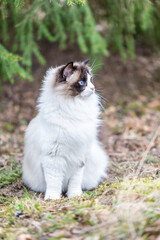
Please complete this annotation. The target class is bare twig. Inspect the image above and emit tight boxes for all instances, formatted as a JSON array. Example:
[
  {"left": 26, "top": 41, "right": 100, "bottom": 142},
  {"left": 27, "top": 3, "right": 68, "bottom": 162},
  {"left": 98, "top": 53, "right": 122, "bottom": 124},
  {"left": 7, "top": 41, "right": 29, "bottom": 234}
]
[{"left": 135, "top": 124, "right": 160, "bottom": 178}]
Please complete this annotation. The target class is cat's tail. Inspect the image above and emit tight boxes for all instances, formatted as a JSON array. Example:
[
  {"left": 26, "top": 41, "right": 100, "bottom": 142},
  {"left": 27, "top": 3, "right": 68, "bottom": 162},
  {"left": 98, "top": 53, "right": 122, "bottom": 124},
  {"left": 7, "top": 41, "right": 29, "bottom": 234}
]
[{"left": 82, "top": 140, "right": 109, "bottom": 190}]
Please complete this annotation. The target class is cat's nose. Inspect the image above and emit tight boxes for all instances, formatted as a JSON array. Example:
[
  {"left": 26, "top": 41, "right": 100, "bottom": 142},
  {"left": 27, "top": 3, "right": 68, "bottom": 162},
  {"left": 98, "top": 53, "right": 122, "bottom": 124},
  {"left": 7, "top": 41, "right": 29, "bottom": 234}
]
[{"left": 91, "top": 87, "right": 95, "bottom": 91}]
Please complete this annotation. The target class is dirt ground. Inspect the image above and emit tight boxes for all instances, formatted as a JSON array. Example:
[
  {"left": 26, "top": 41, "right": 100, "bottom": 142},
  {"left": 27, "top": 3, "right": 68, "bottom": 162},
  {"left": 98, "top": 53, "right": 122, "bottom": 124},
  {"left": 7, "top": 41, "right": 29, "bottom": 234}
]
[{"left": 0, "top": 46, "right": 160, "bottom": 240}]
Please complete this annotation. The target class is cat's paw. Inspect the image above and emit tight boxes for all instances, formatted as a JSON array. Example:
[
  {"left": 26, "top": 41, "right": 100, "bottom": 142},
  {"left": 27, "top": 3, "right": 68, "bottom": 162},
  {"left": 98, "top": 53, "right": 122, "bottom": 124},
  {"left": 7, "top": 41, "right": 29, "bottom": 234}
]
[
  {"left": 44, "top": 191, "right": 61, "bottom": 200},
  {"left": 67, "top": 190, "right": 83, "bottom": 199}
]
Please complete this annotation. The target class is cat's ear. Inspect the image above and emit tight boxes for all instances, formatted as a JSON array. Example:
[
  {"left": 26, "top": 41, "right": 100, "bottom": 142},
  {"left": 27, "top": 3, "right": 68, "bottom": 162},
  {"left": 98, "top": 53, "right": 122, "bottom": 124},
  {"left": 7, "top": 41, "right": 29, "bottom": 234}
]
[
  {"left": 83, "top": 59, "right": 90, "bottom": 65},
  {"left": 63, "top": 62, "right": 74, "bottom": 79}
]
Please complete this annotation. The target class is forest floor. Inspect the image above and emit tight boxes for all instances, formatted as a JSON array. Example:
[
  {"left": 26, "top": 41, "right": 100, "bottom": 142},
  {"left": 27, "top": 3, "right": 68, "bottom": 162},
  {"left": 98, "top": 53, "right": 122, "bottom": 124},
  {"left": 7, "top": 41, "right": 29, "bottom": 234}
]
[{"left": 0, "top": 51, "right": 160, "bottom": 240}]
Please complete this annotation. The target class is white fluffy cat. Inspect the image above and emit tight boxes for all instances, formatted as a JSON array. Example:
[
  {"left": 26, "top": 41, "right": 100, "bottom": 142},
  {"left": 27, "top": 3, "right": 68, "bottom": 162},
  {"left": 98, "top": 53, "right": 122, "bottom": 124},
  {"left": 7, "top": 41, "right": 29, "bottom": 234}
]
[{"left": 23, "top": 60, "right": 109, "bottom": 200}]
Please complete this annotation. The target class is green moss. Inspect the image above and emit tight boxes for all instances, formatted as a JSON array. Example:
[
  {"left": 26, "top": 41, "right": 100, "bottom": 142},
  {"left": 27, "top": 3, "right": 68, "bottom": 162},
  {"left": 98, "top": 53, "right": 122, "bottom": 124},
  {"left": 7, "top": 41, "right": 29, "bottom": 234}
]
[
  {"left": 109, "top": 177, "right": 160, "bottom": 196},
  {"left": 0, "top": 158, "right": 22, "bottom": 187},
  {"left": 3, "top": 123, "right": 14, "bottom": 132}
]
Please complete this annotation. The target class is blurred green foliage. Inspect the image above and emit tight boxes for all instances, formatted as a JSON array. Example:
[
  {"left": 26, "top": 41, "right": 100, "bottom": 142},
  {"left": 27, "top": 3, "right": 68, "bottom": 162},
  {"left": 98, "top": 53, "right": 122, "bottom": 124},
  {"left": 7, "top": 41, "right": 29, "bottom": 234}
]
[{"left": 0, "top": 0, "right": 160, "bottom": 86}]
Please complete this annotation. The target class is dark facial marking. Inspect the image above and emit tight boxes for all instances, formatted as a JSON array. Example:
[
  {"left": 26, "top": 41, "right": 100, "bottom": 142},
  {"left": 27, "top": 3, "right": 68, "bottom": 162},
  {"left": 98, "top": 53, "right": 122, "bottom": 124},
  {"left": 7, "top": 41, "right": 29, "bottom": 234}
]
[
  {"left": 58, "top": 62, "right": 77, "bottom": 82},
  {"left": 63, "top": 62, "right": 73, "bottom": 78},
  {"left": 73, "top": 78, "right": 87, "bottom": 94},
  {"left": 71, "top": 66, "right": 89, "bottom": 94}
]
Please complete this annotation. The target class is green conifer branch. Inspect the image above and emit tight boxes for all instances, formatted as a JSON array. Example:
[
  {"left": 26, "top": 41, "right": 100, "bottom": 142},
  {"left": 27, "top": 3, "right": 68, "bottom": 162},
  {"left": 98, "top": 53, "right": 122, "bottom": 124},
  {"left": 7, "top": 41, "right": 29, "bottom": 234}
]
[
  {"left": 0, "top": 44, "right": 32, "bottom": 87},
  {"left": 0, "top": 0, "right": 160, "bottom": 87}
]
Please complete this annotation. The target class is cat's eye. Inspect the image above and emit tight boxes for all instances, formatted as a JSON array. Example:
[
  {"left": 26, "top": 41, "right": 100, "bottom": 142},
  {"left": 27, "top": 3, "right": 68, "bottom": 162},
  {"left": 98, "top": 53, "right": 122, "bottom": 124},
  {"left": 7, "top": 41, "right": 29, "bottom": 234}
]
[{"left": 79, "top": 80, "right": 84, "bottom": 86}]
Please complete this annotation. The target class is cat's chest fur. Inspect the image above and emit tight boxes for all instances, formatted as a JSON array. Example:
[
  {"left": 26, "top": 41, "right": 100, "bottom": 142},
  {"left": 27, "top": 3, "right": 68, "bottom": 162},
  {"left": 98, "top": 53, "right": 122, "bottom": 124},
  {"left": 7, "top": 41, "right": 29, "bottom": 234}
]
[{"left": 38, "top": 94, "right": 100, "bottom": 162}]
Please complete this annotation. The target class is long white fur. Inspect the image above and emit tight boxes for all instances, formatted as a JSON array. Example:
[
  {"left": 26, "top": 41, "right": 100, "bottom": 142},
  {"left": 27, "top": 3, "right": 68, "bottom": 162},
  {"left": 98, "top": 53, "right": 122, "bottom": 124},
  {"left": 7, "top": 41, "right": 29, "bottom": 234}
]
[{"left": 23, "top": 67, "right": 109, "bottom": 200}]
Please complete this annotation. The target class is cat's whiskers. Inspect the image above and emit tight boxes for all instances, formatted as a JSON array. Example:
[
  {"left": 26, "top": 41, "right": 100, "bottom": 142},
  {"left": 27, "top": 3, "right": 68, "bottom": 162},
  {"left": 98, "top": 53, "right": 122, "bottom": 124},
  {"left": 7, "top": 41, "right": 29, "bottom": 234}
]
[
  {"left": 96, "top": 89, "right": 109, "bottom": 103},
  {"left": 91, "top": 63, "right": 103, "bottom": 72}
]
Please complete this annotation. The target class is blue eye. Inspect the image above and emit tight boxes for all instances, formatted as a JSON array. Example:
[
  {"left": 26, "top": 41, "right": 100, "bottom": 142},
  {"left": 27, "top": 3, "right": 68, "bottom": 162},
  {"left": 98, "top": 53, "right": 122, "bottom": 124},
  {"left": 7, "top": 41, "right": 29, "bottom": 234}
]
[{"left": 79, "top": 80, "right": 84, "bottom": 86}]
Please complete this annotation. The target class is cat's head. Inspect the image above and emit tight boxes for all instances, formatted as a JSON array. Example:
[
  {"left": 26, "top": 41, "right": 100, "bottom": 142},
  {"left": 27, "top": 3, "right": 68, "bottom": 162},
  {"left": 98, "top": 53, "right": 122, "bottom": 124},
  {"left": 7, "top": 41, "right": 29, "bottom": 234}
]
[{"left": 54, "top": 60, "right": 95, "bottom": 98}]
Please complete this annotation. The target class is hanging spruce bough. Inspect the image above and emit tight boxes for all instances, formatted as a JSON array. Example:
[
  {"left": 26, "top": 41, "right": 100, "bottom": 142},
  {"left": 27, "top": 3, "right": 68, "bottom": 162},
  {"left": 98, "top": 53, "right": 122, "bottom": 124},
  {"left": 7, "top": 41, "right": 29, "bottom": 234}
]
[
  {"left": 0, "top": 44, "right": 32, "bottom": 85},
  {"left": 0, "top": 0, "right": 160, "bottom": 87},
  {"left": 0, "top": 0, "right": 106, "bottom": 86}
]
